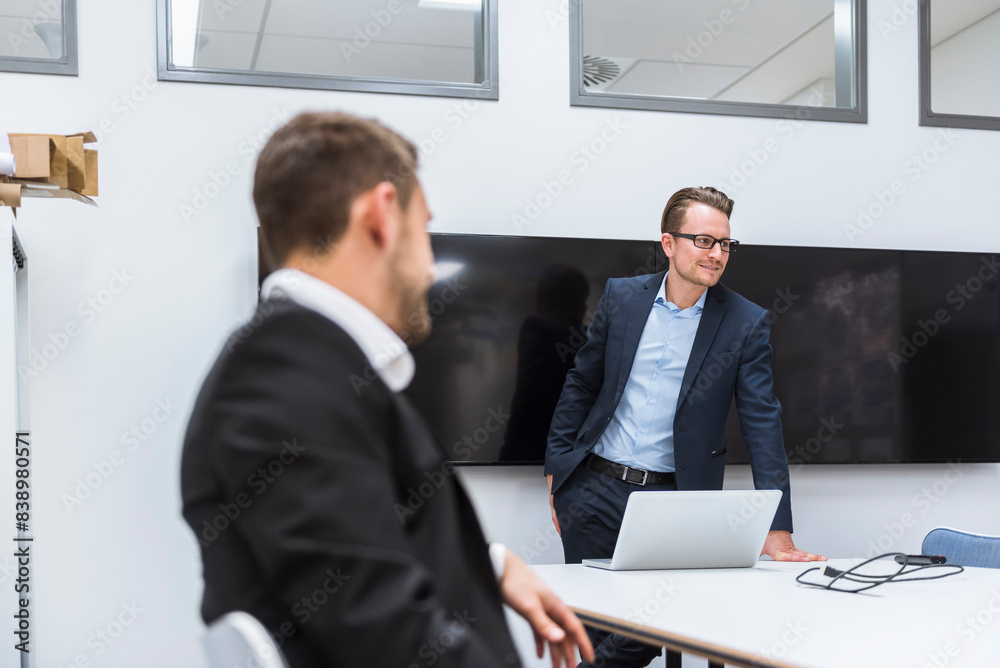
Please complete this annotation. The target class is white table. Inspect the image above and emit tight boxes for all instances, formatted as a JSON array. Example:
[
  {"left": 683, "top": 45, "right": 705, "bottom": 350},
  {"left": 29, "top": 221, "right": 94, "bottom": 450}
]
[{"left": 533, "top": 559, "right": 1000, "bottom": 667}]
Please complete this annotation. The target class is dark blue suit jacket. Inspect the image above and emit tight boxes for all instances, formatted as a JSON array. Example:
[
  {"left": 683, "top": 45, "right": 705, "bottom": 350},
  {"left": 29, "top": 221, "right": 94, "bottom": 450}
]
[{"left": 545, "top": 270, "right": 793, "bottom": 532}]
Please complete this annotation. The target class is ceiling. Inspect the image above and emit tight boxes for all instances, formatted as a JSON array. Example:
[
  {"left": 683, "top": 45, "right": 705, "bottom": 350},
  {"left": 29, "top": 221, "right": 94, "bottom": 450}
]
[
  {"left": 0, "top": 0, "right": 64, "bottom": 59},
  {"left": 6, "top": 0, "right": 994, "bottom": 99},
  {"left": 582, "top": 0, "right": 839, "bottom": 105},
  {"left": 172, "top": 0, "right": 478, "bottom": 83},
  {"left": 930, "top": 2, "right": 1000, "bottom": 116},
  {"left": 931, "top": 0, "right": 1000, "bottom": 45}
]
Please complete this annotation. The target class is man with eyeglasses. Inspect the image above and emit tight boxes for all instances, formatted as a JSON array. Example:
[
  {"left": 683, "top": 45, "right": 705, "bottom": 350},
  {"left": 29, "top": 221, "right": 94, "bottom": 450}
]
[{"left": 544, "top": 186, "right": 824, "bottom": 668}]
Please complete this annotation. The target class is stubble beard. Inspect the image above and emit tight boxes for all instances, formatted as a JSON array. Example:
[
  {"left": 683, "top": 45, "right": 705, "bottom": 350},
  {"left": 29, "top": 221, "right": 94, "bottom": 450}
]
[
  {"left": 400, "top": 290, "right": 432, "bottom": 346},
  {"left": 677, "top": 259, "right": 724, "bottom": 289},
  {"left": 388, "top": 256, "right": 432, "bottom": 346}
]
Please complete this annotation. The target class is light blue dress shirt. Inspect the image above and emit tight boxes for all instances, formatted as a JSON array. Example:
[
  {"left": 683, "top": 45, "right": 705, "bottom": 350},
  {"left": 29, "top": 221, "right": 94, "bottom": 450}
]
[{"left": 592, "top": 273, "right": 707, "bottom": 472}]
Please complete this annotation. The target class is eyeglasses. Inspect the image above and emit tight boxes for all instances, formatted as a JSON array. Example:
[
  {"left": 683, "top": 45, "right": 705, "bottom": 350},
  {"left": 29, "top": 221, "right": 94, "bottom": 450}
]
[{"left": 671, "top": 233, "right": 740, "bottom": 253}]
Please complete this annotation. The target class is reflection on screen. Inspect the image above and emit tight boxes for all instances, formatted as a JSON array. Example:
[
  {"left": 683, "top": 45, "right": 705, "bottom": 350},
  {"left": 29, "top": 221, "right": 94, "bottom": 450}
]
[{"left": 407, "top": 236, "right": 1000, "bottom": 465}]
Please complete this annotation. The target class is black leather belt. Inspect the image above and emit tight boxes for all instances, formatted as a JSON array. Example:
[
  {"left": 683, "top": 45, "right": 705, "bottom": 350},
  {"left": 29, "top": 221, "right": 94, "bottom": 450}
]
[{"left": 587, "top": 454, "right": 676, "bottom": 486}]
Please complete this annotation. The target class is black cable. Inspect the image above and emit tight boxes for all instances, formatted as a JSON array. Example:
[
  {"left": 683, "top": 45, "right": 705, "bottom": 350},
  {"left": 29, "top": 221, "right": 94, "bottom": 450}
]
[{"left": 796, "top": 553, "right": 965, "bottom": 593}]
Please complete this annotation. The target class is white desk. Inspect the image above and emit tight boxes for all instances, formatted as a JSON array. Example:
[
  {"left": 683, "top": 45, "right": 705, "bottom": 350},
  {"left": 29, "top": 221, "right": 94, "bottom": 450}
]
[{"left": 533, "top": 559, "right": 1000, "bottom": 667}]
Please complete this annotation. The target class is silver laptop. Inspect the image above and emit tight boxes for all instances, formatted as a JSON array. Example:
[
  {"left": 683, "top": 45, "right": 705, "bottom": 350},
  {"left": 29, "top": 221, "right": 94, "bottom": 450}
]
[{"left": 582, "top": 490, "right": 781, "bottom": 570}]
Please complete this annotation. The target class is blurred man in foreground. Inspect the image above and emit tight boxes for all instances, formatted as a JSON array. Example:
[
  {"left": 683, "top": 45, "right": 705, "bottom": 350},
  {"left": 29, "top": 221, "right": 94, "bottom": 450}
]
[{"left": 181, "top": 112, "right": 593, "bottom": 668}]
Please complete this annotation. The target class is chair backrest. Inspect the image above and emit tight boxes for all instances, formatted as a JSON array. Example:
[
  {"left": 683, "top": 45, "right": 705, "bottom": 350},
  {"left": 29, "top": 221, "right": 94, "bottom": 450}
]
[
  {"left": 922, "top": 527, "right": 1000, "bottom": 569},
  {"left": 203, "top": 611, "right": 289, "bottom": 668}
]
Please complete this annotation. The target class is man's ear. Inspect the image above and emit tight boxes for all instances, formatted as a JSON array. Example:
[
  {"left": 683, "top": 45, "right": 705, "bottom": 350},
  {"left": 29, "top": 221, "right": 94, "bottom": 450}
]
[
  {"left": 660, "top": 232, "right": 674, "bottom": 258},
  {"left": 355, "top": 181, "right": 400, "bottom": 250}
]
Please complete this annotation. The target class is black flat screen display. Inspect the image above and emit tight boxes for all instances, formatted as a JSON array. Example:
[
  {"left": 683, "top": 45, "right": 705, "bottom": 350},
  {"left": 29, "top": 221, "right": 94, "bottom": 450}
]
[
  {"left": 405, "top": 234, "right": 1000, "bottom": 465},
  {"left": 406, "top": 234, "right": 662, "bottom": 464}
]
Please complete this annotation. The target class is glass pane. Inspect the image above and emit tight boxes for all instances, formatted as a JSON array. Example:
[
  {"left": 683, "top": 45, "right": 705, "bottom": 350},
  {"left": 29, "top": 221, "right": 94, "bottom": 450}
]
[
  {"left": 579, "top": 0, "right": 860, "bottom": 111},
  {"left": 929, "top": 0, "right": 1000, "bottom": 117},
  {"left": 0, "top": 0, "right": 64, "bottom": 60},
  {"left": 169, "top": 0, "right": 484, "bottom": 85}
]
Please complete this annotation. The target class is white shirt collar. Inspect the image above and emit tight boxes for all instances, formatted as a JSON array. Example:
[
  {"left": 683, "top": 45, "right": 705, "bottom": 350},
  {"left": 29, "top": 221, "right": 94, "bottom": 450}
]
[{"left": 260, "top": 268, "right": 415, "bottom": 392}]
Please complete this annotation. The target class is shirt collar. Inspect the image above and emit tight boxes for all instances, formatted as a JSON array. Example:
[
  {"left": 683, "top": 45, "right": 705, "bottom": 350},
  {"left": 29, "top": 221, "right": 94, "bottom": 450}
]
[
  {"left": 656, "top": 271, "right": 708, "bottom": 314},
  {"left": 260, "top": 268, "right": 416, "bottom": 392}
]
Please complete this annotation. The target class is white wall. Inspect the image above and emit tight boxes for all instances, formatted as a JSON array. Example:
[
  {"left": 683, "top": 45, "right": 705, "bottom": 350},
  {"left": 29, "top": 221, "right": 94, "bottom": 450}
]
[{"left": 2, "top": 1, "right": 999, "bottom": 667}]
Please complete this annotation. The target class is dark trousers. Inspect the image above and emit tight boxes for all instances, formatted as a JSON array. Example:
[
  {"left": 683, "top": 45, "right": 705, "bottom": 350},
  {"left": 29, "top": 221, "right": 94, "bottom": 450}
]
[{"left": 553, "top": 464, "right": 678, "bottom": 668}]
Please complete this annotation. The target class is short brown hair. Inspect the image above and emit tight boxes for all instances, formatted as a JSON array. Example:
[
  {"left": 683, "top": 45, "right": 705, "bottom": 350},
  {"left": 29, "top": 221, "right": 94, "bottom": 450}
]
[
  {"left": 253, "top": 112, "right": 419, "bottom": 265},
  {"left": 660, "top": 187, "right": 734, "bottom": 235}
]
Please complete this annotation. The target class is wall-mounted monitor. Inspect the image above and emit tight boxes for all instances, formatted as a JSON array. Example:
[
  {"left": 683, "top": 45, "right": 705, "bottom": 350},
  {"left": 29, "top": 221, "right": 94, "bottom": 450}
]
[
  {"left": 407, "top": 234, "right": 662, "bottom": 463},
  {"left": 405, "top": 234, "right": 1000, "bottom": 466}
]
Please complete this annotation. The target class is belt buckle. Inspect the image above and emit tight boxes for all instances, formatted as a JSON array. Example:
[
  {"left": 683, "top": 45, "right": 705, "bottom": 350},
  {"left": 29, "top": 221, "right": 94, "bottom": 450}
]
[{"left": 622, "top": 466, "right": 649, "bottom": 486}]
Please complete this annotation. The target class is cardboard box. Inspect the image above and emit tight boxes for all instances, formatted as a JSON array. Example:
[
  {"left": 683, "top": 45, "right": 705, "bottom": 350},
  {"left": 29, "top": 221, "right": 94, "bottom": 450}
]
[
  {"left": 9, "top": 136, "right": 50, "bottom": 178},
  {"left": 65, "top": 135, "right": 85, "bottom": 190},
  {"left": 81, "top": 147, "right": 98, "bottom": 196},
  {"left": 0, "top": 181, "right": 21, "bottom": 208},
  {"left": 2, "top": 131, "right": 99, "bottom": 208},
  {"left": 16, "top": 181, "right": 95, "bottom": 206}
]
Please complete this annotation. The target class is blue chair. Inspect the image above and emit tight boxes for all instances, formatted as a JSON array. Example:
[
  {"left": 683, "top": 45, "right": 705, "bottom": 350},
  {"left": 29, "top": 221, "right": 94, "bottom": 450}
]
[{"left": 921, "top": 527, "right": 1000, "bottom": 569}]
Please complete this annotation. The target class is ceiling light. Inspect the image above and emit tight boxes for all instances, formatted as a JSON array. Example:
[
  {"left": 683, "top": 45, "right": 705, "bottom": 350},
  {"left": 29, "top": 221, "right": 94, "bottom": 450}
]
[
  {"left": 419, "top": 0, "right": 481, "bottom": 10},
  {"left": 170, "top": 0, "right": 200, "bottom": 67}
]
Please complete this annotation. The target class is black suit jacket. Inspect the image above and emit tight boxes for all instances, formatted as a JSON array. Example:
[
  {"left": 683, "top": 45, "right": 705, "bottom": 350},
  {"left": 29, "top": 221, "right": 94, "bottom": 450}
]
[
  {"left": 181, "top": 299, "right": 521, "bottom": 667},
  {"left": 545, "top": 272, "right": 793, "bottom": 531}
]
